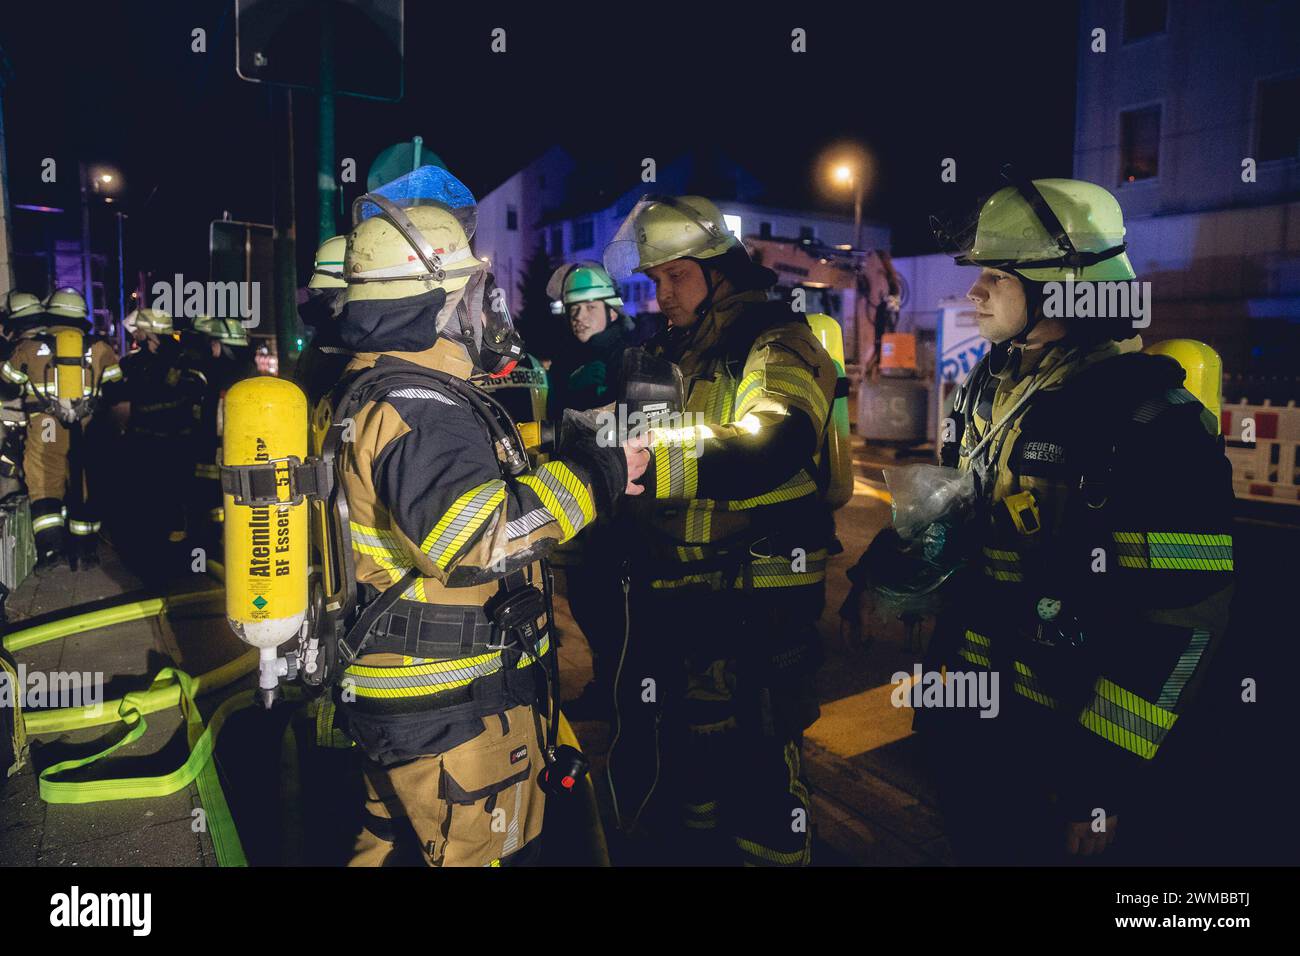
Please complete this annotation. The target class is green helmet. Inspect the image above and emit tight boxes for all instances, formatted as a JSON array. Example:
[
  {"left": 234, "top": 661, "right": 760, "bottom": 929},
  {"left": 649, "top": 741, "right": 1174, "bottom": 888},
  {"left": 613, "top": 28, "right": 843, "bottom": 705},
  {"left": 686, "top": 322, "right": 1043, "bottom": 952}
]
[
  {"left": 193, "top": 315, "right": 249, "bottom": 347},
  {"left": 3, "top": 291, "right": 43, "bottom": 321},
  {"left": 952, "top": 177, "right": 1135, "bottom": 282},
  {"left": 126, "top": 308, "right": 173, "bottom": 334},
  {"left": 546, "top": 261, "right": 624, "bottom": 309},
  {"left": 604, "top": 194, "right": 739, "bottom": 280}
]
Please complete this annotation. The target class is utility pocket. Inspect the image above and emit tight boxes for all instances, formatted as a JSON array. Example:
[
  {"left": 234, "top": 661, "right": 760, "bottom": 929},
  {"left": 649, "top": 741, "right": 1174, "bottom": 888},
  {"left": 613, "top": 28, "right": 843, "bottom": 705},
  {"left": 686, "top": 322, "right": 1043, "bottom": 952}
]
[{"left": 439, "top": 704, "right": 546, "bottom": 866}]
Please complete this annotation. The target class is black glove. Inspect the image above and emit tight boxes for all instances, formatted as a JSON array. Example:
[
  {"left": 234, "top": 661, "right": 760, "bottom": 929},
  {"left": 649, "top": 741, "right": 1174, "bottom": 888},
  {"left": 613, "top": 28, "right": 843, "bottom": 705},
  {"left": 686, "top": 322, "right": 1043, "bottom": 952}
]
[{"left": 556, "top": 407, "right": 627, "bottom": 516}]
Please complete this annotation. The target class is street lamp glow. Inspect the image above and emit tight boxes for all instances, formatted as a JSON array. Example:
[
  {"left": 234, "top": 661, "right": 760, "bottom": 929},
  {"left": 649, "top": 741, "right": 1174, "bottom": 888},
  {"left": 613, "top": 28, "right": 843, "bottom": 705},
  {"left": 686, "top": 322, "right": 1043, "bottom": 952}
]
[
  {"left": 833, "top": 164, "right": 853, "bottom": 185},
  {"left": 100, "top": 173, "right": 114, "bottom": 184}
]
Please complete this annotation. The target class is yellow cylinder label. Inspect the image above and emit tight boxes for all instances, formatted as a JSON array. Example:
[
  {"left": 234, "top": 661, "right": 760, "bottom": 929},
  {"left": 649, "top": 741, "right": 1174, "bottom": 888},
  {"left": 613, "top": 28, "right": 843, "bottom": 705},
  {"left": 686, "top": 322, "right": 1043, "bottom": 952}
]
[
  {"left": 223, "top": 377, "right": 309, "bottom": 647},
  {"left": 54, "top": 329, "right": 85, "bottom": 401}
]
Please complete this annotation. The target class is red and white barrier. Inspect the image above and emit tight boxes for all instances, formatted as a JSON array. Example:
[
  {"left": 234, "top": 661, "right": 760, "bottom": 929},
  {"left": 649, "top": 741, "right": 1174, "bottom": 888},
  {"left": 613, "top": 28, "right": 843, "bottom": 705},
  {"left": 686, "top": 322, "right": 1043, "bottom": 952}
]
[{"left": 1221, "top": 401, "right": 1300, "bottom": 506}]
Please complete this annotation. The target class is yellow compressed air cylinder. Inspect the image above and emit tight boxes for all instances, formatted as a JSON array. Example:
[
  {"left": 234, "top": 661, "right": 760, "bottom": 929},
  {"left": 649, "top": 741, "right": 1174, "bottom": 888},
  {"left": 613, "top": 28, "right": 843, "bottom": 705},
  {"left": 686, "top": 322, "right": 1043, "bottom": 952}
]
[
  {"left": 54, "top": 329, "right": 85, "bottom": 401},
  {"left": 1143, "top": 339, "right": 1223, "bottom": 435},
  {"left": 807, "top": 313, "right": 854, "bottom": 510},
  {"left": 223, "top": 377, "right": 309, "bottom": 700}
]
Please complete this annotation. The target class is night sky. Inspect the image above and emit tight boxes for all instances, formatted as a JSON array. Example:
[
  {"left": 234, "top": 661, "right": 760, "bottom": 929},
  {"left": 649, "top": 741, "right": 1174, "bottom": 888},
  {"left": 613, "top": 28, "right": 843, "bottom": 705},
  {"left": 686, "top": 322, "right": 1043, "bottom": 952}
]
[{"left": 1, "top": 1, "right": 1080, "bottom": 285}]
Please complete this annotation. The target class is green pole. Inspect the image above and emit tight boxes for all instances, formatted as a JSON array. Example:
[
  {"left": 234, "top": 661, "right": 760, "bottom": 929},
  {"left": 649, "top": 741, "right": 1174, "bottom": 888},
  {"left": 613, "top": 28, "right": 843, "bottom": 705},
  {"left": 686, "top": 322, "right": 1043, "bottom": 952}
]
[
  {"left": 317, "top": 6, "right": 336, "bottom": 249},
  {"left": 272, "top": 88, "right": 297, "bottom": 370}
]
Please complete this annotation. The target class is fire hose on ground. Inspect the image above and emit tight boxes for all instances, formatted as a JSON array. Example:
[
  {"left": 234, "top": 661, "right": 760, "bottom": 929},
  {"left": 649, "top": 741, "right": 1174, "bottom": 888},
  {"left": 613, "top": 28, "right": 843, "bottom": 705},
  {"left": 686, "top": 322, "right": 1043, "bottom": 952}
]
[{"left": 1, "top": 558, "right": 604, "bottom": 867}]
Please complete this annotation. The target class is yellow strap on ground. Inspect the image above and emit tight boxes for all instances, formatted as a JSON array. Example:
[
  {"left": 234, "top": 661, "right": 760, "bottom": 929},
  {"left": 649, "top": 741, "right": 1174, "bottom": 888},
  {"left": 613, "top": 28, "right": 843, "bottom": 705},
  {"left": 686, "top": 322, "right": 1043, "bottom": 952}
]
[
  {"left": 22, "top": 650, "right": 257, "bottom": 735},
  {"left": 35, "top": 667, "right": 269, "bottom": 868},
  {"left": 2, "top": 588, "right": 223, "bottom": 654}
]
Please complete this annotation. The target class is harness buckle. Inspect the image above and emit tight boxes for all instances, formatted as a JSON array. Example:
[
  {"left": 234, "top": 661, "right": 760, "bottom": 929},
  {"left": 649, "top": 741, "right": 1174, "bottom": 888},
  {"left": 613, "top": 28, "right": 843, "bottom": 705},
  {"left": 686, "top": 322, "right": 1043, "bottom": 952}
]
[{"left": 220, "top": 455, "right": 332, "bottom": 507}]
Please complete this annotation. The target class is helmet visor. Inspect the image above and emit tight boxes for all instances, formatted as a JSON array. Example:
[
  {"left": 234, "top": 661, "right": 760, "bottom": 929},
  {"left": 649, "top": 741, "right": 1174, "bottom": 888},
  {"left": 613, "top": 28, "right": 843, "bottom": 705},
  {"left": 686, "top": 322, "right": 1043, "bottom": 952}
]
[{"left": 353, "top": 165, "right": 478, "bottom": 242}]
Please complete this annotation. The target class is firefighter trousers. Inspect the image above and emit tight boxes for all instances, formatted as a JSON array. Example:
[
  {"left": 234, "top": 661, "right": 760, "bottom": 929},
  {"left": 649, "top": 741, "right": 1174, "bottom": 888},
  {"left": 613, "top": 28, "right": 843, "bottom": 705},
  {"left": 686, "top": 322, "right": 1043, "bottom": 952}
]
[
  {"left": 610, "top": 586, "right": 821, "bottom": 866},
  {"left": 25, "top": 413, "right": 99, "bottom": 554},
  {"left": 349, "top": 704, "right": 548, "bottom": 867}
]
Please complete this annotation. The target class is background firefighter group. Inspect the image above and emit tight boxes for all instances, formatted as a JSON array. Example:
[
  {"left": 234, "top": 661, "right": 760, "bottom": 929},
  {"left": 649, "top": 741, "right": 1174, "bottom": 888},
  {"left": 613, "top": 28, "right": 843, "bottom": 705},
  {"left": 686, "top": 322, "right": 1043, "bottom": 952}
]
[{"left": 0, "top": 288, "right": 253, "bottom": 576}]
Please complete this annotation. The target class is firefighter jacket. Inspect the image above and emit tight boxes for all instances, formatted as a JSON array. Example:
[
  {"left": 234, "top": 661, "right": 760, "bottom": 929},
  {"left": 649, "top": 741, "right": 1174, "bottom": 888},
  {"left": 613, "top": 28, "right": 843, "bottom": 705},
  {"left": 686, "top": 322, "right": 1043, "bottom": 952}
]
[
  {"left": 331, "top": 307, "right": 627, "bottom": 758},
  {"left": 1, "top": 325, "right": 122, "bottom": 412},
  {"left": 100, "top": 341, "right": 208, "bottom": 442},
  {"left": 936, "top": 334, "right": 1235, "bottom": 816},
  {"left": 634, "top": 289, "right": 838, "bottom": 592}
]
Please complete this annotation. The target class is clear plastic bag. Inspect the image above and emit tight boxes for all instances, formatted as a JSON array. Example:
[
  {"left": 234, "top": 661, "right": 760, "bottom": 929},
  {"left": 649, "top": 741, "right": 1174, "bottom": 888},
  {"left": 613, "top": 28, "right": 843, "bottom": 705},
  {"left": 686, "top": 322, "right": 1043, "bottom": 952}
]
[{"left": 883, "top": 464, "right": 977, "bottom": 541}]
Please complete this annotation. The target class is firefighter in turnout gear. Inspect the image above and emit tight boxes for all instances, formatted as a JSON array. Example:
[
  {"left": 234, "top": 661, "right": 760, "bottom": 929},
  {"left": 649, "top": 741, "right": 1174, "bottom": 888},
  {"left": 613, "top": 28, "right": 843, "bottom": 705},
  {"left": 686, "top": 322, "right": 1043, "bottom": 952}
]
[
  {"left": 294, "top": 235, "right": 354, "bottom": 410},
  {"left": 602, "top": 195, "right": 840, "bottom": 866},
  {"left": 329, "top": 168, "right": 641, "bottom": 866},
  {"left": 544, "top": 261, "right": 639, "bottom": 721},
  {"left": 0, "top": 289, "right": 122, "bottom": 569},
  {"left": 0, "top": 292, "right": 46, "bottom": 495},
  {"left": 851, "top": 176, "right": 1236, "bottom": 863},
  {"left": 104, "top": 309, "right": 208, "bottom": 554}
]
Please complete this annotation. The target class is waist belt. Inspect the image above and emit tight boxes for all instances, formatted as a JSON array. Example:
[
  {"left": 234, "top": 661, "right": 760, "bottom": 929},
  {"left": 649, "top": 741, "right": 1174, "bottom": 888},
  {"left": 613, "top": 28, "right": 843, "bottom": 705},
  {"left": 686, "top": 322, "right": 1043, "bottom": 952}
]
[
  {"left": 362, "top": 599, "right": 499, "bottom": 660},
  {"left": 342, "top": 632, "right": 551, "bottom": 716}
]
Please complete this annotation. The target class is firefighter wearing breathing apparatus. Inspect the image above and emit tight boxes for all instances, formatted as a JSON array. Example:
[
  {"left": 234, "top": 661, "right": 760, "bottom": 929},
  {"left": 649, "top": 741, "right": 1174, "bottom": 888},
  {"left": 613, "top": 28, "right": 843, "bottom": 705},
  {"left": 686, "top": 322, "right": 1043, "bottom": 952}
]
[
  {"left": 102, "top": 308, "right": 208, "bottom": 554},
  {"left": 220, "top": 167, "right": 642, "bottom": 866},
  {"left": 602, "top": 195, "right": 848, "bottom": 866},
  {"left": 1, "top": 288, "right": 122, "bottom": 570},
  {"left": 849, "top": 174, "right": 1236, "bottom": 863},
  {"left": 0, "top": 292, "right": 46, "bottom": 493}
]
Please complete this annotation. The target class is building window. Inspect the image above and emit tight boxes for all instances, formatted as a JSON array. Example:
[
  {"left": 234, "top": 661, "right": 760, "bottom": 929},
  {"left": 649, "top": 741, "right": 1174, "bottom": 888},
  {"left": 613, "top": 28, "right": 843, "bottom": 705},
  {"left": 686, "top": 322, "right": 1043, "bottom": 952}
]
[
  {"left": 506, "top": 205, "right": 518, "bottom": 231},
  {"left": 550, "top": 226, "right": 563, "bottom": 256},
  {"left": 1258, "top": 75, "right": 1300, "bottom": 162},
  {"left": 1123, "top": 0, "right": 1167, "bottom": 43},
  {"left": 573, "top": 219, "right": 594, "bottom": 250},
  {"left": 1120, "top": 106, "right": 1161, "bottom": 182},
  {"left": 759, "top": 221, "right": 772, "bottom": 238},
  {"left": 798, "top": 225, "right": 815, "bottom": 241}
]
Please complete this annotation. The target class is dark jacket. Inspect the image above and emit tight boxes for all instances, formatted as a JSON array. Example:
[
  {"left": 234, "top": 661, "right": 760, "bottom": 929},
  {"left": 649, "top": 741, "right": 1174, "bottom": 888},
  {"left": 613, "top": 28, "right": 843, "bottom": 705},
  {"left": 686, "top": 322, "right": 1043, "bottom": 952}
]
[{"left": 930, "top": 335, "right": 1236, "bottom": 818}]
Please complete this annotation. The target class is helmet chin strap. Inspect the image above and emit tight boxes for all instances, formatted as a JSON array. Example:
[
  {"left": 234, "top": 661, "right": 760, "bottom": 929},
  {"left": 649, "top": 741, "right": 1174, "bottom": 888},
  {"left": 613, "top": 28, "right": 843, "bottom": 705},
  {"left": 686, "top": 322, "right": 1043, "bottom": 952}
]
[
  {"left": 1007, "top": 271, "right": 1048, "bottom": 350},
  {"left": 447, "top": 291, "right": 492, "bottom": 373},
  {"left": 692, "top": 259, "right": 717, "bottom": 323}
]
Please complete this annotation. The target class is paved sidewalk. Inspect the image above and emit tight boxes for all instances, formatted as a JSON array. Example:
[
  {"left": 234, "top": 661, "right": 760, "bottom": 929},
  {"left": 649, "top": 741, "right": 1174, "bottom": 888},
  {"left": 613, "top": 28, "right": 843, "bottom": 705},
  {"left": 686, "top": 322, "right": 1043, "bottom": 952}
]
[{"left": 1, "top": 548, "right": 238, "bottom": 867}]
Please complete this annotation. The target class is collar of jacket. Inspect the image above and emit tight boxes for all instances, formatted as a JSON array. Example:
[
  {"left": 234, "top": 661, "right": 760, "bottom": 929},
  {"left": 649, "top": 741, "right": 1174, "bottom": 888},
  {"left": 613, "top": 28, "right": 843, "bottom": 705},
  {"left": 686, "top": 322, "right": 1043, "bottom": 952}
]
[
  {"left": 580, "top": 321, "right": 626, "bottom": 356},
  {"left": 991, "top": 333, "right": 1142, "bottom": 393},
  {"left": 347, "top": 335, "right": 475, "bottom": 381},
  {"left": 668, "top": 287, "right": 771, "bottom": 376}
]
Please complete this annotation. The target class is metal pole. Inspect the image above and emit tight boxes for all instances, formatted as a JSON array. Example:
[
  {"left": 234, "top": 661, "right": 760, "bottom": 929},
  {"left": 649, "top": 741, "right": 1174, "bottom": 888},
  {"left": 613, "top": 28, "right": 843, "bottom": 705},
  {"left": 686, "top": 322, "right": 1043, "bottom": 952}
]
[
  {"left": 317, "top": 6, "right": 336, "bottom": 248},
  {"left": 272, "top": 88, "right": 298, "bottom": 371},
  {"left": 853, "top": 178, "right": 863, "bottom": 251},
  {"left": 115, "top": 211, "right": 126, "bottom": 355},
  {"left": 79, "top": 162, "right": 93, "bottom": 322}
]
